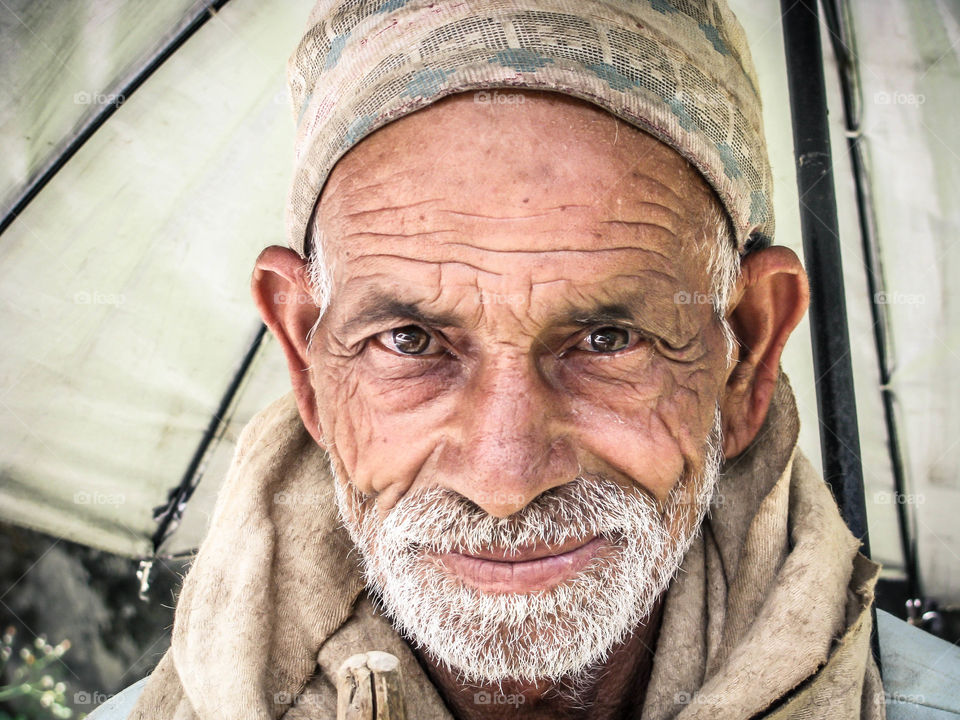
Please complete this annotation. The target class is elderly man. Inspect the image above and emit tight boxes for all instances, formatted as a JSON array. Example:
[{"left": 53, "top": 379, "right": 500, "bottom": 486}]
[{"left": 102, "top": 1, "right": 896, "bottom": 718}]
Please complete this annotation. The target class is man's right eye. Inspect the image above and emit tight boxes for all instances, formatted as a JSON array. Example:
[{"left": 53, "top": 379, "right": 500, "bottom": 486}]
[{"left": 376, "top": 325, "right": 440, "bottom": 356}]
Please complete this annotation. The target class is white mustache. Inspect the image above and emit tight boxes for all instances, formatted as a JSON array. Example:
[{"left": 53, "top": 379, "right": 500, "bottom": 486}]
[{"left": 355, "top": 474, "right": 661, "bottom": 557}]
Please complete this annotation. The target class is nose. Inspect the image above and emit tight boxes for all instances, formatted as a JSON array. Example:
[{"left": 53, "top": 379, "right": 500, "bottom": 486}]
[{"left": 441, "top": 353, "right": 575, "bottom": 517}]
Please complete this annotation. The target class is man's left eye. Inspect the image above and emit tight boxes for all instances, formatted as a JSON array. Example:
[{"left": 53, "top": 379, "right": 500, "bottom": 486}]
[{"left": 577, "top": 326, "right": 638, "bottom": 354}]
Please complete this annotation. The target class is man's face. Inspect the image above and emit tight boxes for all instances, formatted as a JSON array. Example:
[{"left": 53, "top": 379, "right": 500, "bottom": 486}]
[{"left": 306, "top": 91, "right": 734, "bottom": 681}]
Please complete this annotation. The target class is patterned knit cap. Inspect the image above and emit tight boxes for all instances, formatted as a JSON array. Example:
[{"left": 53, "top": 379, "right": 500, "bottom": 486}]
[{"left": 286, "top": 0, "right": 773, "bottom": 257}]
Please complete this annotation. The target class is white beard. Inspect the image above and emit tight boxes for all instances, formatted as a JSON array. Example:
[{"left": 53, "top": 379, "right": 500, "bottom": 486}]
[{"left": 332, "top": 407, "right": 724, "bottom": 686}]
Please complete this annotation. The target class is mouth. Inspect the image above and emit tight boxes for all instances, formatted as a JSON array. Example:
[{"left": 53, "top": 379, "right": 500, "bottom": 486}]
[{"left": 426, "top": 535, "right": 610, "bottom": 593}]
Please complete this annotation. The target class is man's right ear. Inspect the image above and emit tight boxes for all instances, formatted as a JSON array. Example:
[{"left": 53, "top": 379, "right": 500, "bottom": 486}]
[{"left": 251, "top": 245, "right": 326, "bottom": 447}]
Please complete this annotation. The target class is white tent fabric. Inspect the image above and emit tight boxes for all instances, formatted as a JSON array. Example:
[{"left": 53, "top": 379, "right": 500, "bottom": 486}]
[
  {"left": 0, "top": 0, "right": 305, "bottom": 556},
  {"left": 0, "top": 0, "right": 204, "bottom": 220},
  {"left": 0, "top": 0, "right": 954, "bottom": 604},
  {"left": 848, "top": 0, "right": 960, "bottom": 604}
]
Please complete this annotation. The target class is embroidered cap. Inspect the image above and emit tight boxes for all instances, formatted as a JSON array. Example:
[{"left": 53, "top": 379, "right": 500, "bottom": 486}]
[{"left": 286, "top": 0, "right": 773, "bottom": 257}]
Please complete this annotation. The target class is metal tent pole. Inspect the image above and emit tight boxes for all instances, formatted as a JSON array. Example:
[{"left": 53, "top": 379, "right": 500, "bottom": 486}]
[
  {"left": 150, "top": 323, "right": 268, "bottom": 553},
  {"left": 780, "top": 0, "right": 880, "bottom": 668}
]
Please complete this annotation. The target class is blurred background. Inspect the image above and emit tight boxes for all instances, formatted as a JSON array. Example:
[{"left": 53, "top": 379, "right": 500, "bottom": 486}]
[{"left": 1, "top": 0, "right": 957, "bottom": 716}]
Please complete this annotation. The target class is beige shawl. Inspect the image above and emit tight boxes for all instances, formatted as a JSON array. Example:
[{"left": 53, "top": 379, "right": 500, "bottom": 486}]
[{"left": 131, "top": 373, "right": 884, "bottom": 719}]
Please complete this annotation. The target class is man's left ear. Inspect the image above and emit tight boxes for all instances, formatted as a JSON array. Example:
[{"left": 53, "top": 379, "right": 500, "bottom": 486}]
[{"left": 720, "top": 245, "right": 810, "bottom": 457}]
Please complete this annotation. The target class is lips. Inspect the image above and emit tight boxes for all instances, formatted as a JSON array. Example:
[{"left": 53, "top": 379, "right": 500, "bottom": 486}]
[{"left": 428, "top": 535, "right": 609, "bottom": 593}]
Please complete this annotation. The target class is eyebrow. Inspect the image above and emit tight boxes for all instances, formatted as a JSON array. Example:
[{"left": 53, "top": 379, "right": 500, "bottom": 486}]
[
  {"left": 562, "top": 302, "right": 639, "bottom": 328},
  {"left": 340, "top": 293, "right": 463, "bottom": 337}
]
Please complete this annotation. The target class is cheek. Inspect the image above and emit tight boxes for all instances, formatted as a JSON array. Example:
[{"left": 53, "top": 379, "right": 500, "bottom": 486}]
[
  {"left": 313, "top": 354, "right": 456, "bottom": 507},
  {"left": 562, "top": 355, "right": 720, "bottom": 503}
]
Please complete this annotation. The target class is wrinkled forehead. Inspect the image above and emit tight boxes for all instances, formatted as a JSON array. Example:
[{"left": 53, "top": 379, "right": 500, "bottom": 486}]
[{"left": 317, "top": 90, "right": 723, "bottom": 238}]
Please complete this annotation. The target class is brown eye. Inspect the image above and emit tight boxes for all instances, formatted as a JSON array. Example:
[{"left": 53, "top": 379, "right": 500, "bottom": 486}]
[
  {"left": 582, "top": 327, "right": 631, "bottom": 353},
  {"left": 388, "top": 325, "right": 434, "bottom": 355}
]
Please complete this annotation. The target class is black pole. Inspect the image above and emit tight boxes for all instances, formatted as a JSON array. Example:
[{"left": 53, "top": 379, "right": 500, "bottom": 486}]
[
  {"left": 151, "top": 323, "right": 267, "bottom": 552},
  {"left": 781, "top": 0, "right": 870, "bottom": 553},
  {"left": 780, "top": 0, "right": 880, "bottom": 668}
]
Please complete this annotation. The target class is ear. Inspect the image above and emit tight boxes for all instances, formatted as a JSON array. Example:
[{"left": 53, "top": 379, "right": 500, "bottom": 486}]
[
  {"left": 720, "top": 246, "right": 810, "bottom": 457},
  {"left": 251, "top": 246, "right": 326, "bottom": 447}
]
